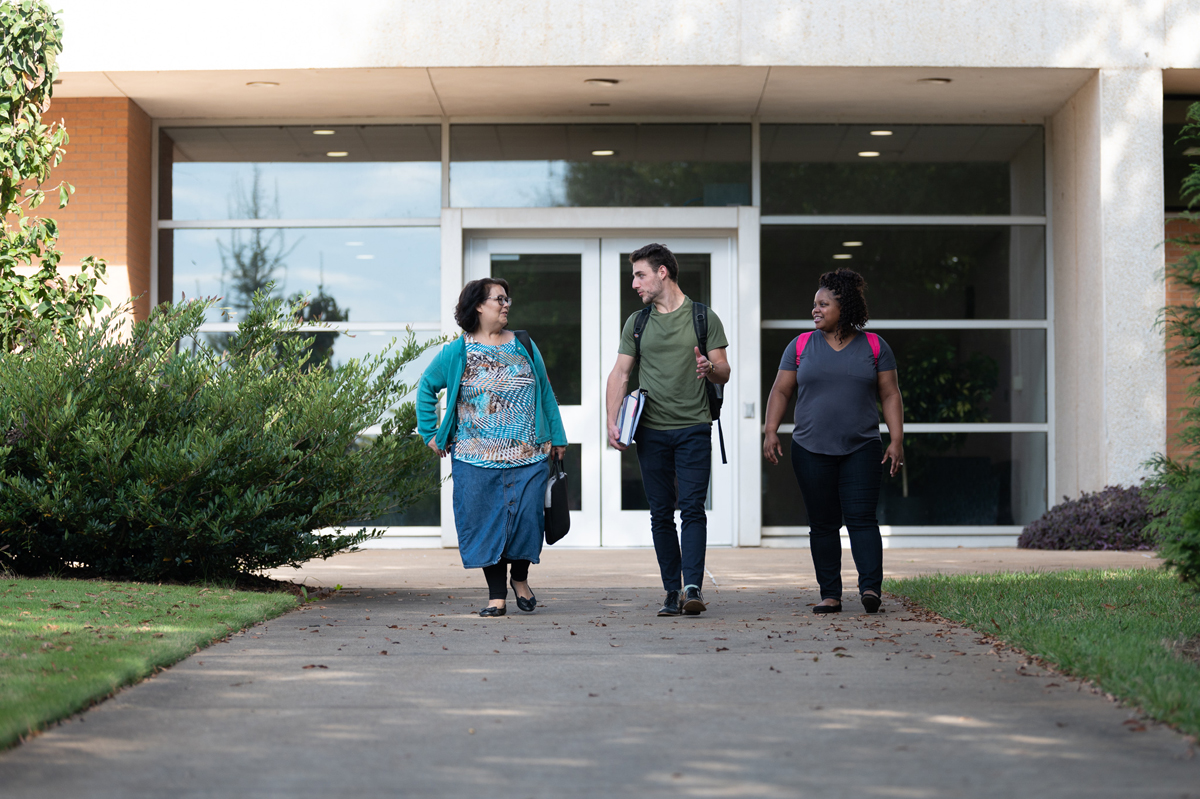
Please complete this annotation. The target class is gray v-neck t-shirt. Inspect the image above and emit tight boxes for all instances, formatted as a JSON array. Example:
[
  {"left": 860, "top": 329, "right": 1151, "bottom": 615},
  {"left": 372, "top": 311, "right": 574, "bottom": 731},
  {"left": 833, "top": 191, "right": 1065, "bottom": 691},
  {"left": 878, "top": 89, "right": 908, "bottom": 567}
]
[{"left": 778, "top": 332, "right": 897, "bottom": 456}]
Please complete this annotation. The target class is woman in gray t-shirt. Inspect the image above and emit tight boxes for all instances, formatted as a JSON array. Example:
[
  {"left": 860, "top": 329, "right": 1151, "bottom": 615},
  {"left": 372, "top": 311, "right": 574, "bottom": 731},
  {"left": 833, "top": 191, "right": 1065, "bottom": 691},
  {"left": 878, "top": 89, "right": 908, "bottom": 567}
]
[{"left": 762, "top": 268, "right": 905, "bottom": 614}]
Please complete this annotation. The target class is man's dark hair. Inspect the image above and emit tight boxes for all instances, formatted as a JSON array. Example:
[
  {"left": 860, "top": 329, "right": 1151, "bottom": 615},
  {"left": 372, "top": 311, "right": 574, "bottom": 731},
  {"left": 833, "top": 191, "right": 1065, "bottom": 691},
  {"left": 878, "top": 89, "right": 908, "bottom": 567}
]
[
  {"left": 454, "top": 277, "right": 510, "bottom": 333},
  {"left": 818, "top": 267, "right": 870, "bottom": 341},
  {"left": 629, "top": 242, "right": 679, "bottom": 282}
]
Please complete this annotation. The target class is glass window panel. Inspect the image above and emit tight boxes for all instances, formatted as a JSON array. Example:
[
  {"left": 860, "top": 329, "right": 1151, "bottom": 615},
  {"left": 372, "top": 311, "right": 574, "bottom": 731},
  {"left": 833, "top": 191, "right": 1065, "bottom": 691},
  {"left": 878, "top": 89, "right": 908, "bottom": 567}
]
[
  {"left": 763, "top": 433, "right": 1047, "bottom": 526},
  {"left": 761, "top": 124, "right": 1044, "bottom": 216},
  {"left": 491, "top": 253, "right": 582, "bottom": 405},
  {"left": 760, "top": 328, "right": 1047, "bottom": 424},
  {"left": 164, "top": 125, "right": 441, "bottom": 220},
  {"left": 450, "top": 124, "right": 751, "bottom": 208},
  {"left": 1166, "top": 99, "right": 1199, "bottom": 212},
  {"left": 173, "top": 227, "right": 440, "bottom": 325},
  {"left": 761, "top": 226, "right": 1046, "bottom": 320}
]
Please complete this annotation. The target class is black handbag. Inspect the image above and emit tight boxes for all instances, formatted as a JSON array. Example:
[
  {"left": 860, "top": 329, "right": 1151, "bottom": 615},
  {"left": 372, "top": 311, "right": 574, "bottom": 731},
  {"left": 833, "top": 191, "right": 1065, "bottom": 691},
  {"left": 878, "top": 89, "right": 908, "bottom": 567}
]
[{"left": 544, "top": 455, "right": 570, "bottom": 545}]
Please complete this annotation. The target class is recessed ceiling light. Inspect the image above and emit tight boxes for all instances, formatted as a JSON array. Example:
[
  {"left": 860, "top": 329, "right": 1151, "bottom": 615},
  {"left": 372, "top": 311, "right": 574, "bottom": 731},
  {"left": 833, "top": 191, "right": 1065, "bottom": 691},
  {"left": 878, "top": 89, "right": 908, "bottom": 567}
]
[
  {"left": 584, "top": 78, "right": 619, "bottom": 87},
  {"left": 356, "top": 254, "right": 375, "bottom": 260},
  {"left": 592, "top": 149, "right": 615, "bottom": 156},
  {"left": 245, "top": 81, "right": 279, "bottom": 88},
  {"left": 869, "top": 130, "right": 893, "bottom": 136},
  {"left": 326, "top": 151, "right": 349, "bottom": 157},
  {"left": 918, "top": 77, "right": 952, "bottom": 85},
  {"left": 858, "top": 151, "right": 881, "bottom": 157},
  {"left": 842, "top": 241, "right": 864, "bottom": 247},
  {"left": 833, "top": 254, "right": 853, "bottom": 260},
  {"left": 312, "top": 129, "right": 336, "bottom": 135}
]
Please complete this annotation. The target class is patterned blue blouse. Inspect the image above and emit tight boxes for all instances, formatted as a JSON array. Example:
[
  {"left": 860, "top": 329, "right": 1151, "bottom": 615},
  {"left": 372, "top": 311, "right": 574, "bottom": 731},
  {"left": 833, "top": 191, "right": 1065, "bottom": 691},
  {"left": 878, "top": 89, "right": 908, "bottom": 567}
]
[{"left": 453, "top": 335, "right": 550, "bottom": 468}]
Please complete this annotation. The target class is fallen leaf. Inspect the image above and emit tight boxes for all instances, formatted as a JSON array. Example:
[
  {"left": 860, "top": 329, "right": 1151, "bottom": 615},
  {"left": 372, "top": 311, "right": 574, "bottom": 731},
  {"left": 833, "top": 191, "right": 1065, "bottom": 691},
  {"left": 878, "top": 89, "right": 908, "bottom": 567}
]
[
  {"left": 388, "top": 625, "right": 398, "bottom": 629},
  {"left": 832, "top": 646, "right": 847, "bottom": 652},
  {"left": 379, "top": 651, "right": 388, "bottom": 656},
  {"left": 834, "top": 652, "right": 853, "bottom": 658},
  {"left": 715, "top": 647, "right": 729, "bottom": 652},
  {"left": 610, "top": 643, "right": 621, "bottom": 648},
  {"left": 442, "top": 646, "right": 448, "bottom": 650},
  {"left": 588, "top": 693, "right": 598, "bottom": 697}
]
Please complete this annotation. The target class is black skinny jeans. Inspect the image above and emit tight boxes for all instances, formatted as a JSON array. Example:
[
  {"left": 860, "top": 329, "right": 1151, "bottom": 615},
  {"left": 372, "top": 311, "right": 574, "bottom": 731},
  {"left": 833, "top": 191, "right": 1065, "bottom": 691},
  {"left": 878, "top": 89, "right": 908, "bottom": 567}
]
[
  {"left": 482, "top": 558, "right": 530, "bottom": 600},
  {"left": 790, "top": 438, "right": 884, "bottom": 599}
]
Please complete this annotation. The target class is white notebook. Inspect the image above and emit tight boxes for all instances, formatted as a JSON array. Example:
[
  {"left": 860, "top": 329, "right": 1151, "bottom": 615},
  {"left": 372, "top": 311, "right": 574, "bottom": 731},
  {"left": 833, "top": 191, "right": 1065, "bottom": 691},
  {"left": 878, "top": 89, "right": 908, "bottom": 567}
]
[{"left": 617, "top": 389, "right": 648, "bottom": 446}]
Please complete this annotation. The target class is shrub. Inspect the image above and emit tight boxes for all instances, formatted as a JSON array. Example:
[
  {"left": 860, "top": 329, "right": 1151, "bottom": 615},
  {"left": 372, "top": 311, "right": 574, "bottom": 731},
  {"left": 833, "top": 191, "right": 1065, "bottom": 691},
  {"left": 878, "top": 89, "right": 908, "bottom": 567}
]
[
  {"left": 1017, "top": 485, "right": 1157, "bottom": 551},
  {"left": 0, "top": 292, "right": 443, "bottom": 581}
]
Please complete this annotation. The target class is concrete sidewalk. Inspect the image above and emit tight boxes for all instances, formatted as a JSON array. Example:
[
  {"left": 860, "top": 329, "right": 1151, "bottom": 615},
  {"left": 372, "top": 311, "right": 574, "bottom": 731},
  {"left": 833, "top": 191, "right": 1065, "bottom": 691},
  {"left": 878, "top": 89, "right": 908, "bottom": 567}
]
[{"left": 0, "top": 549, "right": 1195, "bottom": 798}]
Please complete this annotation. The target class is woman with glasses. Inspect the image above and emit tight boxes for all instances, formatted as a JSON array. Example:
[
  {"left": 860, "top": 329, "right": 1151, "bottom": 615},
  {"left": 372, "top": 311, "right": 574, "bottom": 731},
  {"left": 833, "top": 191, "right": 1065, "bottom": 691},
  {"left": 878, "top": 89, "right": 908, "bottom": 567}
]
[{"left": 417, "top": 278, "right": 568, "bottom": 617}]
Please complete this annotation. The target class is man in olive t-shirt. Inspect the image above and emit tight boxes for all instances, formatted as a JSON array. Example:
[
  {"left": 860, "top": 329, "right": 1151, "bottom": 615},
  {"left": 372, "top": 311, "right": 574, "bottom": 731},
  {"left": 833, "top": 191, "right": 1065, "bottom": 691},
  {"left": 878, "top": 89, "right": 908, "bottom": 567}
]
[{"left": 605, "top": 243, "right": 730, "bottom": 617}]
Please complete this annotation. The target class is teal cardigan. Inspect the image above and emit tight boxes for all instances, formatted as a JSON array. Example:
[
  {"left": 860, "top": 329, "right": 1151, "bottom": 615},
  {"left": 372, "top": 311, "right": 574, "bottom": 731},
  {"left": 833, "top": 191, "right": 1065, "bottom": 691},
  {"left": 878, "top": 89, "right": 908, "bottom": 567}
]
[{"left": 416, "top": 334, "right": 568, "bottom": 452}]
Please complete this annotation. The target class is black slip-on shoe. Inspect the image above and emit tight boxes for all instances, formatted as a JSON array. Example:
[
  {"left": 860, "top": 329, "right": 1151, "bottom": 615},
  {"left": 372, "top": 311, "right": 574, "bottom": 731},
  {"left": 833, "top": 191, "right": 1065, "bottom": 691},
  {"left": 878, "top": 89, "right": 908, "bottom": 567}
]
[
  {"left": 657, "top": 590, "right": 682, "bottom": 616},
  {"left": 479, "top": 605, "right": 506, "bottom": 617},
  {"left": 682, "top": 586, "right": 706, "bottom": 615},
  {"left": 813, "top": 602, "right": 842, "bottom": 615},
  {"left": 861, "top": 592, "right": 881, "bottom": 614},
  {"left": 511, "top": 580, "right": 537, "bottom": 613}
]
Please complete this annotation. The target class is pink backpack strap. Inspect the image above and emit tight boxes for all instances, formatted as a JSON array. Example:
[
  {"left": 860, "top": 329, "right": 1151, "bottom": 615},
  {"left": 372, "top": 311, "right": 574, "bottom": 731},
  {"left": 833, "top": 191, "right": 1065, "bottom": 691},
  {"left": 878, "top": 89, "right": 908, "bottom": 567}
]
[
  {"left": 795, "top": 331, "right": 814, "bottom": 366},
  {"left": 865, "top": 332, "right": 881, "bottom": 365}
]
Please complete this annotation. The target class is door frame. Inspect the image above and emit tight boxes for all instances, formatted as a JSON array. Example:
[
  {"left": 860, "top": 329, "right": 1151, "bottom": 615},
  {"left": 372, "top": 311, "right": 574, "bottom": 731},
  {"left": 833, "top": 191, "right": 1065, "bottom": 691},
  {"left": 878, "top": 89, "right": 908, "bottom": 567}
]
[{"left": 439, "top": 206, "right": 762, "bottom": 548}]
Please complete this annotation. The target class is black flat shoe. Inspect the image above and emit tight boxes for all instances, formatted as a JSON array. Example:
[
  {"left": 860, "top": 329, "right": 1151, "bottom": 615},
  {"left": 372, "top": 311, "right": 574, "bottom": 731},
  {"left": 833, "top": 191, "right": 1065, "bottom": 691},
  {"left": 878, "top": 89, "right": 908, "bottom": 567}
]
[
  {"left": 657, "top": 590, "right": 682, "bottom": 616},
  {"left": 861, "top": 593, "right": 881, "bottom": 614},
  {"left": 813, "top": 602, "right": 842, "bottom": 615},
  {"left": 511, "top": 580, "right": 536, "bottom": 612},
  {"left": 479, "top": 605, "right": 506, "bottom": 617}
]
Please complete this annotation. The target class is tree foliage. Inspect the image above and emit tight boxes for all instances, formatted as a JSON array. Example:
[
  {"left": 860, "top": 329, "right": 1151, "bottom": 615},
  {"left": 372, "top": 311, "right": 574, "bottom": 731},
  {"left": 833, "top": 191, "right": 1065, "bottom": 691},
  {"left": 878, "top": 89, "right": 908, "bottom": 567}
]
[
  {"left": 0, "top": 292, "right": 444, "bottom": 581},
  {"left": 0, "top": 0, "right": 109, "bottom": 352},
  {"left": 1148, "top": 101, "right": 1200, "bottom": 589}
]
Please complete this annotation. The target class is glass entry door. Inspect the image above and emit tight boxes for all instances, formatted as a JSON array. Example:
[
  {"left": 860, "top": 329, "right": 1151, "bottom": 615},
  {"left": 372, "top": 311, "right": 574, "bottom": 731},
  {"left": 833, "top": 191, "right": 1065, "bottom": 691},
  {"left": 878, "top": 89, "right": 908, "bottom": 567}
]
[{"left": 466, "top": 236, "right": 734, "bottom": 547}]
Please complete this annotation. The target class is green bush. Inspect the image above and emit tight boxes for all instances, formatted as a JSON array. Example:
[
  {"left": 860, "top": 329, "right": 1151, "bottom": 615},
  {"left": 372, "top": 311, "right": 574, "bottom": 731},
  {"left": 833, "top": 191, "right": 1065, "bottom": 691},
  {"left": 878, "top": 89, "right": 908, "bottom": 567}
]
[
  {"left": 0, "top": 292, "right": 443, "bottom": 581},
  {"left": 1151, "top": 100, "right": 1200, "bottom": 590}
]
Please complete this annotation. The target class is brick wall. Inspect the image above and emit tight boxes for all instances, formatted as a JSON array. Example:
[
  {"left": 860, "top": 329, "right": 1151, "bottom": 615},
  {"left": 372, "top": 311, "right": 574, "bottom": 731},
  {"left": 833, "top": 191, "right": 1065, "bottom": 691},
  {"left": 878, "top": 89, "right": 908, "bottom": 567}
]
[
  {"left": 40, "top": 97, "right": 153, "bottom": 320},
  {"left": 1165, "top": 217, "right": 1200, "bottom": 461}
]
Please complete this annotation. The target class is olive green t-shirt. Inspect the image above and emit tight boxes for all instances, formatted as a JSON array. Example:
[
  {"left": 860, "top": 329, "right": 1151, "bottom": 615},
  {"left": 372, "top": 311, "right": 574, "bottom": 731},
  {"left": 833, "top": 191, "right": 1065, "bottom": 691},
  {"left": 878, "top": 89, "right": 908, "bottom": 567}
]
[{"left": 618, "top": 297, "right": 729, "bottom": 430}]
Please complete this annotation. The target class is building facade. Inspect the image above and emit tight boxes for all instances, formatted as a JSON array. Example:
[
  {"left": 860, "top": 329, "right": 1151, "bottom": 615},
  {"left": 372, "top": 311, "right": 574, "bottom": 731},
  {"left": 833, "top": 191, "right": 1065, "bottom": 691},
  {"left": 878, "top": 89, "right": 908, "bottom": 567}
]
[{"left": 39, "top": 0, "right": 1200, "bottom": 548}]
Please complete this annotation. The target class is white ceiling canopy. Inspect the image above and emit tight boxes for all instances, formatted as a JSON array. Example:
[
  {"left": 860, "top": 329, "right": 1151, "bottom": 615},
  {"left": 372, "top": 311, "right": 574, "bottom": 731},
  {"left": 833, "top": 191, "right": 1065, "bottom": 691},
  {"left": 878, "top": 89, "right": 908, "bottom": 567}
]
[{"left": 53, "top": 65, "right": 1095, "bottom": 123}]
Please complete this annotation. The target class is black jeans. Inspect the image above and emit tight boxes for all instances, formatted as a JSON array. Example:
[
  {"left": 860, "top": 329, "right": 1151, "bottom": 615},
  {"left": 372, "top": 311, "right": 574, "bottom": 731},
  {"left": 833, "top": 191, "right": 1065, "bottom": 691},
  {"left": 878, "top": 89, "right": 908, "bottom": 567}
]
[
  {"left": 482, "top": 558, "right": 530, "bottom": 601},
  {"left": 790, "top": 439, "right": 884, "bottom": 599},
  {"left": 635, "top": 423, "right": 711, "bottom": 592}
]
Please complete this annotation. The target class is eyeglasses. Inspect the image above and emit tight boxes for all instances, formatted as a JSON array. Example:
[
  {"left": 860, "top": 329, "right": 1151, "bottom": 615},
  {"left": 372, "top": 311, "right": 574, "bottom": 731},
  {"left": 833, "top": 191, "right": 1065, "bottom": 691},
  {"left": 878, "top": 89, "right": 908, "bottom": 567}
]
[{"left": 487, "top": 296, "right": 513, "bottom": 307}]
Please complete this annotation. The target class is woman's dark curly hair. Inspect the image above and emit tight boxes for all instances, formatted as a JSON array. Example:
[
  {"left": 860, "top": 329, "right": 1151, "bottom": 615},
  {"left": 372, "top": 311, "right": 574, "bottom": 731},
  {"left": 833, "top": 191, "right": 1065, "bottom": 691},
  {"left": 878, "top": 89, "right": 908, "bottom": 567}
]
[
  {"left": 454, "top": 277, "right": 510, "bottom": 333},
  {"left": 818, "top": 268, "right": 870, "bottom": 341}
]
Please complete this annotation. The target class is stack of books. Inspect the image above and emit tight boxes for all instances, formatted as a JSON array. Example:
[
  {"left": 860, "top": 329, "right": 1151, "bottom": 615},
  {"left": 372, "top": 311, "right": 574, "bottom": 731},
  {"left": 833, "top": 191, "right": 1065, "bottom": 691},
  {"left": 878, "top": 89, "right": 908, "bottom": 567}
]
[{"left": 617, "top": 389, "right": 647, "bottom": 446}]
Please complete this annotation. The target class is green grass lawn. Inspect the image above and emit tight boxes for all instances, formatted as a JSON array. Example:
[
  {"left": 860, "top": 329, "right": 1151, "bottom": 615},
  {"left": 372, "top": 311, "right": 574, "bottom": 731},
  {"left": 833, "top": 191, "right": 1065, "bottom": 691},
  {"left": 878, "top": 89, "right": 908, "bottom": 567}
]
[
  {"left": 0, "top": 577, "right": 297, "bottom": 749},
  {"left": 885, "top": 568, "right": 1200, "bottom": 737}
]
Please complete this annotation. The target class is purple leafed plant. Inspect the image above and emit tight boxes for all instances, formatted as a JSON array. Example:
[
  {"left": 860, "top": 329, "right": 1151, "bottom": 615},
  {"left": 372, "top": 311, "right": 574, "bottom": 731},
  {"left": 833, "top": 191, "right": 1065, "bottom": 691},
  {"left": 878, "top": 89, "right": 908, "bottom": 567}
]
[{"left": 1018, "top": 485, "right": 1158, "bottom": 551}]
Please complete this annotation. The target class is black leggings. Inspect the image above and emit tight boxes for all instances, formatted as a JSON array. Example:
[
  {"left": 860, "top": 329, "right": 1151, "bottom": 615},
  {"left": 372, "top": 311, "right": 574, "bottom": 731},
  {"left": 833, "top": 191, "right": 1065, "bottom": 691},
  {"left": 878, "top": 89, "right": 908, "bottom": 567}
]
[{"left": 482, "top": 558, "right": 531, "bottom": 600}]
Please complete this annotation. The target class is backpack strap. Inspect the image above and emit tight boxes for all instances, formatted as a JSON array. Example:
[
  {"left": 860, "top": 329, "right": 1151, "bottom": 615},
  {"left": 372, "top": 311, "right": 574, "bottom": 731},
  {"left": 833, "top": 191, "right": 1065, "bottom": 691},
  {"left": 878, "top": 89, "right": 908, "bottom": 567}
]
[
  {"left": 513, "top": 329, "right": 534, "bottom": 363},
  {"left": 632, "top": 306, "right": 652, "bottom": 362},
  {"left": 794, "top": 331, "right": 814, "bottom": 366},
  {"left": 865, "top": 332, "right": 881, "bottom": 366},
  {"left": 692, "top": 301, "right": 709, "bottom": 354}
]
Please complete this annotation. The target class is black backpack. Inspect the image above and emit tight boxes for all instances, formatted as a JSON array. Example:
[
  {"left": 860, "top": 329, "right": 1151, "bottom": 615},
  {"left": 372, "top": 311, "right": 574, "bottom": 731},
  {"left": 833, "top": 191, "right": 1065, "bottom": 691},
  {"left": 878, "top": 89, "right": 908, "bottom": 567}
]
[{"left": 632, "top": 302, "right": 727, "bottom": 464}]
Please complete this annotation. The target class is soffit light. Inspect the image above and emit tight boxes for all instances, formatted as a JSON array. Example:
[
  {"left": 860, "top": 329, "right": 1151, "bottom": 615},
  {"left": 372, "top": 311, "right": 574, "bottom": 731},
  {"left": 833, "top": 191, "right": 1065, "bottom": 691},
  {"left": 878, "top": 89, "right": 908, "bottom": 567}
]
[
  {"left": 326, "top": 151, "right": 349, "bottom": 157},
  {"left": 584, "top": 78, "right": 619, "bottom": 87},
  {"left": 312, "top": 129, "right": 336, "bottom": 135},
  {"left": 869, "top": 130, "right": 893, "bottom": 136},
  {"left": 918, "top": 77, "right": 952, "bottom": 85},
  {"left": 246, "top": 81, "right": 279, "bottom": 88},
  {"left": 592, "top": 149, "right": 615, "bottom": 156},
  {"left": 858, "top": 151, "right": 880, "bottom": 157},
  {"left": 833, "top": 254, "right": 853, "bottom": 260},
  {"left": 842, "top": 241, "right": 863, "bottom": 247}
]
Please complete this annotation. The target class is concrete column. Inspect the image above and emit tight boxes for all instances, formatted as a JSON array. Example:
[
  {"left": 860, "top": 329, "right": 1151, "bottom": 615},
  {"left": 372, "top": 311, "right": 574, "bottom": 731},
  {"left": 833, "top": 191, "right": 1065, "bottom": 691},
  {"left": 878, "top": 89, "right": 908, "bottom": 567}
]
[{"left": 1051, "top": 68, "right": 1166, "bottom": 497}]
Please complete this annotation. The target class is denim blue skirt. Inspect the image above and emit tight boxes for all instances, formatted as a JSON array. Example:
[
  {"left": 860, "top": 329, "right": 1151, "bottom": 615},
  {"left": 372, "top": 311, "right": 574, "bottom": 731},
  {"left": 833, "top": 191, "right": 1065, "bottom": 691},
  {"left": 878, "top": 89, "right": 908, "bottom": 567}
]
[{"left": 450, "top": 457, "right": 548, "bottom": 569}]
